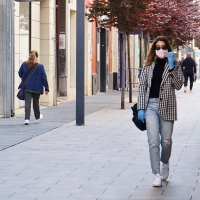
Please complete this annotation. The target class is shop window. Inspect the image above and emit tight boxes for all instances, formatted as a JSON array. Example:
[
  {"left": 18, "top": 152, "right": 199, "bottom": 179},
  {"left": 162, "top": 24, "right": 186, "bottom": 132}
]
[
  {"left": 18, "top": 2, "right": 30, "bottom": 106},
  {"left": 19, "top": 2, "right": 30, "bottom": 64}
]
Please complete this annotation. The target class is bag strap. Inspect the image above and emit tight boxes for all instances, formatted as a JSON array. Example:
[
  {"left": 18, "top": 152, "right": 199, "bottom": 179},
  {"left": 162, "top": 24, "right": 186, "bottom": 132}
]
[{"left": 22, "top": 64, "right": 39, "bottom": 86}]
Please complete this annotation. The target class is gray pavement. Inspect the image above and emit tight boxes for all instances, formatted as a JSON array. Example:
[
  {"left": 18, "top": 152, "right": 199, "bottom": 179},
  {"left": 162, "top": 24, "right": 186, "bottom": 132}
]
[
  {"left": 1, "top": 81, "right": 200, "bottom": 200},
  {"left": 0, "top": 91, "right": 125, "bottom": 151}
]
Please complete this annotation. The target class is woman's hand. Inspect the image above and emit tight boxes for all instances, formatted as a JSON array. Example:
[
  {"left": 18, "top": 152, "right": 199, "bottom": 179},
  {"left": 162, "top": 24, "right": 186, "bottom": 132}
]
[
  {"left": 45, "top": 91, "right": 49, "bottom": 95},
  {"left": 138, "top": 110, "right": 146, "bottom": 123},
  {"left": 168, "top": 52, "right": 175, "bottom": 69}
]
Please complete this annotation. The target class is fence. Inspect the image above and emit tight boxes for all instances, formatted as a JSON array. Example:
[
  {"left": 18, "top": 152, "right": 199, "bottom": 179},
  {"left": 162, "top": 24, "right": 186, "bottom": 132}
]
[{"left": 125, "top": 67, "right": 142, "bottom": 91}]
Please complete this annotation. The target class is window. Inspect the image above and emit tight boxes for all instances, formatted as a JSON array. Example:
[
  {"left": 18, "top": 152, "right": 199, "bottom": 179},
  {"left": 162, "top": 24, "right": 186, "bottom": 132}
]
[{"left": 19, "top": 2, "right": 30, "bottom": 64}]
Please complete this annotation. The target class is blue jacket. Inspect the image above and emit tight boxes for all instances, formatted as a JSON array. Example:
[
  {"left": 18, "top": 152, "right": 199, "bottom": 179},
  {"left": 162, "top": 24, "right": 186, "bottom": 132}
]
[{"left": 18, "top": 62, "right": 49, "bottom": 94}]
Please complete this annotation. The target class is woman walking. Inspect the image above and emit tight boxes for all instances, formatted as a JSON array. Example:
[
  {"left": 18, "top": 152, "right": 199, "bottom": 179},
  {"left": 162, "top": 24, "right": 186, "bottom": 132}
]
[
  {"left": 18, "top": 50, "right": 49, "bottom": 125},
  {"left": 137, "top": 36, "right": 183, "bottom": 186}
]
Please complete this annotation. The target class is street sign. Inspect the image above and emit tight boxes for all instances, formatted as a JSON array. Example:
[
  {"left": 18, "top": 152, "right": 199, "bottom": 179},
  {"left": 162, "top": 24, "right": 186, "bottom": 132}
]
[{"left": 14, "top": 0, "right": 42, "bottom": 2}]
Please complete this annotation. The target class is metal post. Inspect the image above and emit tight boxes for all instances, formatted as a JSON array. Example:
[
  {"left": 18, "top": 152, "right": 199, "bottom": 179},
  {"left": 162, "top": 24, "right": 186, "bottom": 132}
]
[
  {"left": 76, "top": 0, "right": 85, "bottom": 125},
  {"left": 5, "top": 0, "right": 13, "bottom": 118},
  {"left": 186, "top": 43, "right": 188, "bottom": 55},
  {"left": 11, "top": 0, "right": 15, "bottom": 117},
  {"left": 53, "top": 0, "right": 57, "bottom": 106},
  {"left": 133, "top": 35, "right": 135, "bottom": 88}
]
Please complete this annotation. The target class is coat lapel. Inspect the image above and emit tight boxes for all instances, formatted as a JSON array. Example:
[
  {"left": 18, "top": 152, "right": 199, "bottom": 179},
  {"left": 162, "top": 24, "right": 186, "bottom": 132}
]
[
  {"left": 148, "top": 63, "right": 155, "bottom": 87},
  {"left": 160, "top": 63, "right": 169, "bottom": 87}
]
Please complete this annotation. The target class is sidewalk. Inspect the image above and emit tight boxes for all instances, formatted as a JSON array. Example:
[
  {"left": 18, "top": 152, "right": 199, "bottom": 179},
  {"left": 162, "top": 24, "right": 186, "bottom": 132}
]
[
  {"left": 0, "top": 91, "right": 127, "bottom": 151},
  {"left": 0, "top": 81, "right": 200, "bottom": 200}
]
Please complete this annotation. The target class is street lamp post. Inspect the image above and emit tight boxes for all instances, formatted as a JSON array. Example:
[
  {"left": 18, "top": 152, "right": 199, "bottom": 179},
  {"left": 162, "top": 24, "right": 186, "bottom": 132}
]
[
  {"left": 76, "top": 0, "right": 85, "bottom": 126},
  {"left": 4, "top": 0, "right": 14, "bottom": 118}
]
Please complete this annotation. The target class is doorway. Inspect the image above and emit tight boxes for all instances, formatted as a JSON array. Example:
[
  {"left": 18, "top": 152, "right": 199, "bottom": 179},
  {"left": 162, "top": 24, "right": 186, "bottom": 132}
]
[
  {"left": 56, "top": 0, "right": 67, "bottom": 97},
  {"left": 100, "top": 28, "right": 109, "bottom": 92}
]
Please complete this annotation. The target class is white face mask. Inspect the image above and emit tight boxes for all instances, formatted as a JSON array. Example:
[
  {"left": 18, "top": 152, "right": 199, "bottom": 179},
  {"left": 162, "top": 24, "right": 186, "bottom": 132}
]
[{"left": 155, "top": 49, "right": 168, "bottom": 59}]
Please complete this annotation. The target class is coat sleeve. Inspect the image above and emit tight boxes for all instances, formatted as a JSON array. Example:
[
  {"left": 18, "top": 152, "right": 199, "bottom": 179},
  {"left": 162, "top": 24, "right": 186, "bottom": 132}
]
[
  {"left": 137, "top": 67, "right": 148, "bottom": 110},
  {"left": 194, "top": 61, "right": 197, "bottom": 73},
  {"left": 181, "top": 60, "right": 185, "bottom": 72},
  {"left": 41, "top": 65, "right": 49, "bottom": 92},
  {"left": 169, "top": 62, "right": 183, "bottom": 90}
]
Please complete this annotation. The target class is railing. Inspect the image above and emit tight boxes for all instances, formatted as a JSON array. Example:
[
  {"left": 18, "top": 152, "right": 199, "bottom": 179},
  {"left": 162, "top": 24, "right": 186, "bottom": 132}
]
[{"left": 125, "top": 67, "right": 142, "bottom": 91}]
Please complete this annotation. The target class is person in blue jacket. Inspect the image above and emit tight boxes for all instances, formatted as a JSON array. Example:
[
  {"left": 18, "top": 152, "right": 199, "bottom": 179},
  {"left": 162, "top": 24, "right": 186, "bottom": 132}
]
[{"left": 18, "top": 50, "right": 49, "bottom": 125}]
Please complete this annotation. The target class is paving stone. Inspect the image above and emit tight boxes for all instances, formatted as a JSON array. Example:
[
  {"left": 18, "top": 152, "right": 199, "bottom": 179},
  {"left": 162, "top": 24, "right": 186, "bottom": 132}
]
[{"left": 1, "top": 83, "right": 200, "bottom": 199}]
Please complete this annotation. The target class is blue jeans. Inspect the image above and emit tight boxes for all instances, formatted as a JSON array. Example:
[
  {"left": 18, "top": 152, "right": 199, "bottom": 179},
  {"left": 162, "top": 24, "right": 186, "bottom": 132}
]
[{"left": 146, "top": 98, "right": 174, "bottom": 174}]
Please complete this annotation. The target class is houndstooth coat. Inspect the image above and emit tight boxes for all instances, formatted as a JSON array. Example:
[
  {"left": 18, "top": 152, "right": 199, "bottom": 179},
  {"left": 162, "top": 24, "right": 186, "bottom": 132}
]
[{"left": 137, "top": 61, "right": 183, "bottom": 121}]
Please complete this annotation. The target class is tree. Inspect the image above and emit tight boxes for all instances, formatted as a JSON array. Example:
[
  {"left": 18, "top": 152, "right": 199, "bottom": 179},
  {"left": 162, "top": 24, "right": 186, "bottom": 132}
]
[
  {"left": 87, "top": 0, "right": 200, "bottom": 109},
  {"left": 86, "top": 0, "right": 148, "bottom": 109},
  {"left": 141, "top": 0, "right": 200, "bottom": 46}
]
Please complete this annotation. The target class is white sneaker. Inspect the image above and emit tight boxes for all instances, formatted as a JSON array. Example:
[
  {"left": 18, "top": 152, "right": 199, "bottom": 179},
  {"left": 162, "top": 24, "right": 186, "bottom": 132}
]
[
  {"left": 152, "top": 173, "right": 162, "bottom": 187},
  {"left": 36, "top": 114, "right": 43, "bottom": 123},
  {"left": 184, "top": 86, "right": 187, "bottom": 93},
  {"left": 161, "top": 162, "right": 169, "bottom": 181},
  {"left": 24, "top": 119, "right": 29, "bottom": 125}
]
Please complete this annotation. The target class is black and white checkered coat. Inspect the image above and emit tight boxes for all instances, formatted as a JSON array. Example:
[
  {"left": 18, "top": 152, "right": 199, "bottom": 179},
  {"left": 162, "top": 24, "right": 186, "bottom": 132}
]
[{"left": 137, "top": 61, "right": 183, "bottom": 121}]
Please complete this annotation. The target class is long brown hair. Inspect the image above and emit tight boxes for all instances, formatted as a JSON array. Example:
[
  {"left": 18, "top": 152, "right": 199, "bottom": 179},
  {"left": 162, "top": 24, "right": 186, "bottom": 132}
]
[
  {"left": 145, "top": 36, "right": 173, "bottom": 66},
  {"left": 26, "top": 50, "right": 38, "bottom": 68},
  {"left": 30, "top": 50, "right": 38, "bottom": 58}
]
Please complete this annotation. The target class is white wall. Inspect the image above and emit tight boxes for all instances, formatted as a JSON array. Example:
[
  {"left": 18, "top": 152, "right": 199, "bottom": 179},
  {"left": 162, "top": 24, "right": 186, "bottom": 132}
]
[
  {"left": 14, "top": 0, "right": 56, "bottom": 115},
  {"left": 67, "top": 0, "right": 93, "bottom": 101},
  {"left": 112, "top": 28, "right": 118, "bottom": 73},
  {"left": 40, "top": 0, "right": 56, "bottom": 106}
]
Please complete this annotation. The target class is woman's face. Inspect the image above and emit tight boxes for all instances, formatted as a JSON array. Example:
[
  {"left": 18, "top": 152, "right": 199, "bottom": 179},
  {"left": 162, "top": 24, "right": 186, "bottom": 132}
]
[{"left": 155, "top": 40, "right": 168, "bottom": 59}]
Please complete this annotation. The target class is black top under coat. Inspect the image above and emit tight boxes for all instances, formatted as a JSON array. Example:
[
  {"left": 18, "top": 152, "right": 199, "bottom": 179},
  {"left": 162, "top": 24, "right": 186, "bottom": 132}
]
[{"left": 149, "top": 58, "right": 166, "bottom": 98}]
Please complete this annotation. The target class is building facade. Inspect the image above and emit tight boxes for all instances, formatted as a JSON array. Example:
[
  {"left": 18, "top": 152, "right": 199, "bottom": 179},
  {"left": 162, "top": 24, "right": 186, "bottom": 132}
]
[
  {"left": 14, "top": 0, "right": 56, "bottom": 116},
  {"left": 0, "top": 0, "right": 141, "bottom": 118}
]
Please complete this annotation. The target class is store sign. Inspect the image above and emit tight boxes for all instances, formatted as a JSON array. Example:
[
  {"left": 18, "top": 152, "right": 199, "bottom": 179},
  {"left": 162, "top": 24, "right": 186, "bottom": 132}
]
[{"left": 14, "top": 0, "right": 42, "bottom": 2}]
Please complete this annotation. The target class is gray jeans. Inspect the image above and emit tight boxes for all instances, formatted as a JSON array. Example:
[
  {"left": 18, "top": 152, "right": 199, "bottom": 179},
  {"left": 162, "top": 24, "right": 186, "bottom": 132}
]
[
  {"left": 24, "top": 91, "right": 40, "bottom": 120},
  {"left": 146, "top": 98, "right": 174, "bottom": 174}
]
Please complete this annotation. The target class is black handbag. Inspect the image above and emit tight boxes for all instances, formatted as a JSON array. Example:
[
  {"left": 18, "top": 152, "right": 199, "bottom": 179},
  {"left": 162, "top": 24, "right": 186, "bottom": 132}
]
[
  {"left": 17, "top": 64, "right": 39, "bottom": 100},
  {"left": 131, "top": 103, "right": 146, "bottom": 131}
]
